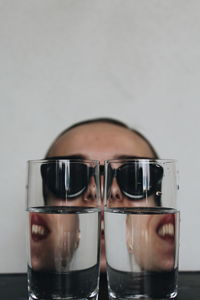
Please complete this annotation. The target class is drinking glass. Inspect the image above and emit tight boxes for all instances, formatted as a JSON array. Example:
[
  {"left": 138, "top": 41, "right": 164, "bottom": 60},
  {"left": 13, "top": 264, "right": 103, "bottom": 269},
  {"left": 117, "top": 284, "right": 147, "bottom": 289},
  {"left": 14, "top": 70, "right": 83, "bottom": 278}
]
[
  {"left": 26, "top": 159, "right": 101, "bottom": 300},
  {"left": 104, "top": 159, "right": 180, "bottom": 299}
]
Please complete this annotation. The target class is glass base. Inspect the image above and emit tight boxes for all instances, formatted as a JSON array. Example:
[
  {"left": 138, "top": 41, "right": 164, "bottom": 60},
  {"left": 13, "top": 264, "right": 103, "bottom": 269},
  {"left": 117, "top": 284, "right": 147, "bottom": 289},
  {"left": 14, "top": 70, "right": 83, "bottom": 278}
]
[
  {"left": 29, "top": 298, "right": 98, "bottom": 300},
  {"left": 107, "top": 265, "right": 178, "bottom": 300},
  {"left": 28, "top": 264, "right": 99, "bottom": 300},
  {"left": 108, "top": 291, "right": 177, "bottom": 300},
  {"left": 29, "top": 290, "right": 98, "bottom": 300}
]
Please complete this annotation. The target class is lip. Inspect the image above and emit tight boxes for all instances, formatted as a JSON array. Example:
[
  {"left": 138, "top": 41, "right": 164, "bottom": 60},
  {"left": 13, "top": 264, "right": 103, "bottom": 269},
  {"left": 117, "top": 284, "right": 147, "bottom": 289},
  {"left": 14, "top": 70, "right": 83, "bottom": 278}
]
[
  {"left": 31, "top": 213, "right": 50, "bottom": 242},
  {"left": 156, "top": 214, "right": 175, "bottom": 242}
]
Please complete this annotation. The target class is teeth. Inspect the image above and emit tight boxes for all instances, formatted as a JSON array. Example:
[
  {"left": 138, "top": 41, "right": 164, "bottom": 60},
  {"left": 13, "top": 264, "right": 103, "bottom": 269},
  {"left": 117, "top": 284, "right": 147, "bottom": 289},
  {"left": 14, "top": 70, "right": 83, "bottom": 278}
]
[
  {"left": 158, "top": 223, "right": 174, "bottom": 237},
  {"left": 32, "top": 224, "right": 45, "bottom": 236}
]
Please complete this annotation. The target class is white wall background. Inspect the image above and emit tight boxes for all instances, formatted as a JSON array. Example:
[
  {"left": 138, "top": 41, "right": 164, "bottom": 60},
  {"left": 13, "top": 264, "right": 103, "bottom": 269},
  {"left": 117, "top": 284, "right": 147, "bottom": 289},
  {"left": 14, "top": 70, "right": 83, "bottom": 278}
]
[{"left": 0, "top": 0, "right": 200, "bottom": 272}]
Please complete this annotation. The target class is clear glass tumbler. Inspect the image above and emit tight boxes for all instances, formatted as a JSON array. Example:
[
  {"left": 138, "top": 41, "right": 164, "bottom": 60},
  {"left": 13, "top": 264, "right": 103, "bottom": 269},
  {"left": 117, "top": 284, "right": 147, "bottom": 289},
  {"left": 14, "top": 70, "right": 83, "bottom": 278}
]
[
  {"left": 104, "top": 159, "right": 180, "bottom": 299},
  {"left": 26, "top": 159, "right": 101, "bottom": 300}
]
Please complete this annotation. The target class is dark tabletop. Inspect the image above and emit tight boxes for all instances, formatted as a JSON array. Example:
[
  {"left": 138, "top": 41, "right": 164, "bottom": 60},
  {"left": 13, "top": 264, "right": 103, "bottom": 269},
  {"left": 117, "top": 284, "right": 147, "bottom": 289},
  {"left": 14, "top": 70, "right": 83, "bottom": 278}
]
[{"left": 0, "top": 272, "right": 199, "bottom": 300}]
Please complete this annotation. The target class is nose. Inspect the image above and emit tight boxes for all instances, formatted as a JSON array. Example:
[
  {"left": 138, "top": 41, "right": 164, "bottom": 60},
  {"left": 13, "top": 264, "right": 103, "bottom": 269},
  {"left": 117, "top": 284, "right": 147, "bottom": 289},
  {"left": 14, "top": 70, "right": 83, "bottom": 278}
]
[
  {"left": 110, "top": 177, "right": 123, "bottom": 202},
  {"left": 83, "top": 176, "right": 97, "bottom": 203}
]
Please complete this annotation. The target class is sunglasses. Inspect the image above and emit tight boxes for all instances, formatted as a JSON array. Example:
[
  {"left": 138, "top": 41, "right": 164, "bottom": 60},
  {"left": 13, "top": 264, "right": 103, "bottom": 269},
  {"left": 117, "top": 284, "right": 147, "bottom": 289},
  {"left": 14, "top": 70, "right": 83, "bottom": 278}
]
[
  {"left": 41, "top": 160, "right": 95, "bottom": 200},
  {"left": 41, "top": 158, "right": 163, "bottom": 201},
  {"left": 106, "top": 163, "right": 163, "bottom": 200}
]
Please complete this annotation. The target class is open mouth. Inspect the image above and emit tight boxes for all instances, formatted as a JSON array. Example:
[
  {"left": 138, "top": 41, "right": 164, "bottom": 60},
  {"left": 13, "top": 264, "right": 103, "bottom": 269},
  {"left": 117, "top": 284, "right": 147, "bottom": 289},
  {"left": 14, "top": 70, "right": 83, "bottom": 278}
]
[
  {"left": 156, "top": 214, "right": 175, "bottom": 241},
  {"left": 31, "top": 213, "right": 50, "bottom": 242}
]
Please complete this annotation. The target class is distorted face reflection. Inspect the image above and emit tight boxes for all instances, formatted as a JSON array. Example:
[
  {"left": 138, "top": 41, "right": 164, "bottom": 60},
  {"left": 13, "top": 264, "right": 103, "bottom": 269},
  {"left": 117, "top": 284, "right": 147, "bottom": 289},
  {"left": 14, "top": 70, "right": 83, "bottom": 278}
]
[
  {"left": 30, "top": 212, "right": 80, "bottom": 271},
  {"left": 126, "top": 212, "right": 176, "bottom": 271},
  {"left": 46, "top": 122, "right": 157, "bottom": 271}
]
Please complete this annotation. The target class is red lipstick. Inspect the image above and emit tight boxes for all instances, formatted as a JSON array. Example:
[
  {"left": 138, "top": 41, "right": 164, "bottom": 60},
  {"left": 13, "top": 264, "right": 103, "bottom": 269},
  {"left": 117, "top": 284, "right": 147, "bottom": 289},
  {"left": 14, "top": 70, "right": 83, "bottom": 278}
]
[
  {"left": 30, "top": 213, "right": 50, "bottom": 242},
  {"left": 156, "top": 214, "right": 175, "bottom": 242}
]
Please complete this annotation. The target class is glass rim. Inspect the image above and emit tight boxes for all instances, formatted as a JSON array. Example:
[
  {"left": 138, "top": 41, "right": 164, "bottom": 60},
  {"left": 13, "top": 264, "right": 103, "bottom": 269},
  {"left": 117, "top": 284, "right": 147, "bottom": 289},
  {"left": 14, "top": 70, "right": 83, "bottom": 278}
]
[
  {"left": 27, "top": 158, "right": 100, "bottom": 165},
  {"left": 105, "top": 158, "right": 177, "bottom": 164}
]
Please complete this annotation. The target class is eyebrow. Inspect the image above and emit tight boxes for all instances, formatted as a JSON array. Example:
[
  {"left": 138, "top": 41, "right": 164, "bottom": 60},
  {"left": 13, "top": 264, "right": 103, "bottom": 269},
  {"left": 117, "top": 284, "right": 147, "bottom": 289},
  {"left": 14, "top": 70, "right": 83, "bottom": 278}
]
[
  {"left": 115, "top": 155, "right": 154, "bottom": 160},
  {"left": 47, "top": 154, "right": 87, "bottom": 160}
]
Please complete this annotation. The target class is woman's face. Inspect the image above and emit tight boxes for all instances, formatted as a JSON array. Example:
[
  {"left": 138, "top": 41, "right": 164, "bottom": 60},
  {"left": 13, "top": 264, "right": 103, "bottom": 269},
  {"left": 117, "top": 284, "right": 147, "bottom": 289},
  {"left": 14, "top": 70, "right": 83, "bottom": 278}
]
[
  {"left": 30, "top": 211, "right": 79, "bottom": 271},
  {"left": 126, "top": 212, "right": 176, "bottom": 271},
  {"left": 47, "top": 122, "right": 156, "bottom": 271}
]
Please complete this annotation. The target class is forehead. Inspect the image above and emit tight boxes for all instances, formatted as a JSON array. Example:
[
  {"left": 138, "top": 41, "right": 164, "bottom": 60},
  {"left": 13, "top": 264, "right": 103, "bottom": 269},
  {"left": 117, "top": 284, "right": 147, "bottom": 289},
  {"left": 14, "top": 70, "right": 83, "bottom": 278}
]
[{"left": 48, "top": 123, "right": 154, "bottom": 160}]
